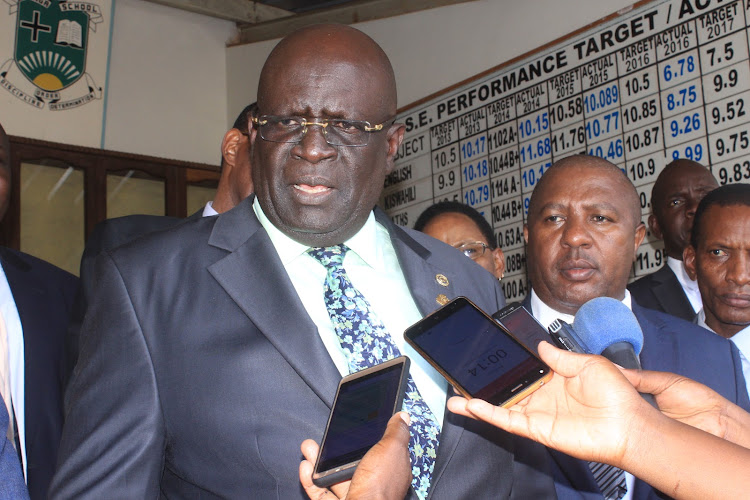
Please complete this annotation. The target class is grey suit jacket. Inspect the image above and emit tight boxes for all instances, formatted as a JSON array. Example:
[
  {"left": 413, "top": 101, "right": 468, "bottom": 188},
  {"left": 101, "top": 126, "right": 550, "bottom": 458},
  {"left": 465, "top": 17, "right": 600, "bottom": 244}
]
[
  {"left": 51, "top": 198, "right": 556, "bottom": 499},
  {"left": 66, "top": 211, "right": 202, "bottom": 387},
  {"left": 628, "top": 265, "right": 696, "bottom": 322}
]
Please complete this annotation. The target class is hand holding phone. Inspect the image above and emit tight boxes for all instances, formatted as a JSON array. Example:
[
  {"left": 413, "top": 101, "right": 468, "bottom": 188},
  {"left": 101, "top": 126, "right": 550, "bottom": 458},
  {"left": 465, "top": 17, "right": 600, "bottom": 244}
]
[
  {"left": 404, "top": 297, "right": 551, "bottom": 407},
  {"left": 300, "top": 412, "right": 412, "bottom": 500},
  {"left": 312, "top": 356, "right": 410, "bottom": 487}
]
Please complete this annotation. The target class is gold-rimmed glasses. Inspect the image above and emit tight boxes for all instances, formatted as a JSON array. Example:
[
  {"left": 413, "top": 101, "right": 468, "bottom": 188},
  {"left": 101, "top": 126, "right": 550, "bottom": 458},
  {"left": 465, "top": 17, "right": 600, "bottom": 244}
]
[{"left": 251, "top": 115, "right": 393, "bottom": 147}]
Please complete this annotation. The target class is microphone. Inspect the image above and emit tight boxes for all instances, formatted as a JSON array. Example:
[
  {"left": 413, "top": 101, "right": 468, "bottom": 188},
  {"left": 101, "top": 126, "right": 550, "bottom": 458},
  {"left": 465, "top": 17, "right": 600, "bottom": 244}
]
[
  {"left": 571, "top": 297, "right": 657, "bottom": 408},
  {"left": 573, "top": 297, "right": 644, "bottom": 369}
]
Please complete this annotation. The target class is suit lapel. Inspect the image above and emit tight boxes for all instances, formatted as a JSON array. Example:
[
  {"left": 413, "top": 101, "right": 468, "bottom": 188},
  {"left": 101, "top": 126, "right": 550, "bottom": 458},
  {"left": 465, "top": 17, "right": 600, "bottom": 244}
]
[
  {"left": 651, "top": 266, "right": 695, "bottom": 321},
  {"left": 377, "top": 212, "right": 469, "bottom": 487},
  {"left": 207, "top": 200, "right": 341, "bottom": 408},
  {"left": 633, "top": 303, "right": 677, "bottom": 372}
]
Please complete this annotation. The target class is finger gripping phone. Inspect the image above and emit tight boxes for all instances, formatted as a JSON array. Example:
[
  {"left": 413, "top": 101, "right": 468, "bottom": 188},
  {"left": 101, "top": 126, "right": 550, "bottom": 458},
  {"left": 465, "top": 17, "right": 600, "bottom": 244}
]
[
  {"left": 312, "top": 356, "right": 410, "bottom": 487},
  {"left": 404, "top": 297, "right": 551, "bottom": 407}
]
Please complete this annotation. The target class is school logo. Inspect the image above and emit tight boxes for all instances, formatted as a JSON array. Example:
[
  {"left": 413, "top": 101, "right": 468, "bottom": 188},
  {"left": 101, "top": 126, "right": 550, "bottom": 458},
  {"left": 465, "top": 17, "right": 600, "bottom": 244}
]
[{"left": 1, "top": 0, "right": 104, "bottom": 110}]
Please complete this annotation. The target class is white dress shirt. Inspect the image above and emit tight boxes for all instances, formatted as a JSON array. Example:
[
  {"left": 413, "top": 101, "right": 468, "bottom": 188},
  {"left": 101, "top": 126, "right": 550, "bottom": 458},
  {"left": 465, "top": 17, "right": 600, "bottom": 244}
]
[
  {"left": 666, "top": 257, "right": 702, "bottom": 314},
  {"left": 0, "top": 265, "right": 26, "bottom": 479},
  {"left": 202, "top": 201, "right": 219, "bottom": 217},
  {"left": 253, "top": 199, "right": 448, "bottom": 426},
  {"left": 529, "top": 288, "right": 636, "bottom": 500}
]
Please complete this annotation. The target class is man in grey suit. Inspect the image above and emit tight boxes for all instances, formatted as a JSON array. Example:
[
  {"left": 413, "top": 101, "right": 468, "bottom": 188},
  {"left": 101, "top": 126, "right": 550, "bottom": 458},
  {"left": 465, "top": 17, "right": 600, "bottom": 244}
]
[
  {"left": 64, "top": 103, "right": 257, "bottom": 383},
  {"left": 51, "top": 25, "right": 556, "bottom": 498},
  {"left": 628, "top": 160, "right": 718, "bottom": 321}
]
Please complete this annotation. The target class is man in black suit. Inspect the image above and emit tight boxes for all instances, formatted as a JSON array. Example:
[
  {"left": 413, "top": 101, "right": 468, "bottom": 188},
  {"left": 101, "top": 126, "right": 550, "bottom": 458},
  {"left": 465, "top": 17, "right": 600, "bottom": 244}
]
[
  {"left": 51, "top": 25, "right": 556, "bottom": 498},
  {"left": 628, "top": 160, "right": 718, "bottom": 321},
  {"left": 65, "top": 103, "right": 257, "bottom": 378},
  {"left": 521, "top": 155, "right": 748, "bottom": 499},
  {"left": 0, "top": 123, "right": 78, "bottom": 500}
]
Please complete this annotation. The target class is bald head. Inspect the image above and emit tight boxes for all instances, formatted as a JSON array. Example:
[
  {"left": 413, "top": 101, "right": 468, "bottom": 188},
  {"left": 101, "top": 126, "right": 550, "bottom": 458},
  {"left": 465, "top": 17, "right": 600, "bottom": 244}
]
[
  {"left": 651, "top": 160, "right": 716, "bottom": 218},
  {"left": 257, "top": 24, "right": 397, "bottom": 117},
  {"left": 523, "top": 154, "right": 646, "bottom": 314},
  {"left": 250, "top": 24, "right": 405, "bottom": 247},
  {"left": 528, "top": 155, "right": 641, "bottom": 228},
  {"left": 648, "top": 159, "right": 717, "bottom": 259}
]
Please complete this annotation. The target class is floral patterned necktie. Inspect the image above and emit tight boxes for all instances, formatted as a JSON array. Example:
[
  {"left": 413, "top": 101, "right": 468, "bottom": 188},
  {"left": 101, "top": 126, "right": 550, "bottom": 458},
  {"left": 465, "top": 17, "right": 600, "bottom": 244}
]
[{"left": 308, "top": 244, "right": 440, "bottom": 499}]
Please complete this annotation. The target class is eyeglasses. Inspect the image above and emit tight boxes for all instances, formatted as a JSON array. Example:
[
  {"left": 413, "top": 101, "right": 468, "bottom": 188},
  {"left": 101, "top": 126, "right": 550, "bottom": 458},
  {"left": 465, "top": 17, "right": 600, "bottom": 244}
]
[
  {"left": 251, "top": 115, "right": 393, "bottom": 147},
  {"left": 453, "top": 242, "right": 489, "bottom": 260}
]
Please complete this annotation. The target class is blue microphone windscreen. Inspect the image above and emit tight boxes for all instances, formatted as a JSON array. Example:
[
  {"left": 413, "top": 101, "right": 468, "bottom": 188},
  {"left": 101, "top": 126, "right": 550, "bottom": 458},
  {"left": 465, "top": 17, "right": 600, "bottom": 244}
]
[{"left": 572, "top": 297, "right": 644, "bottom": 355}]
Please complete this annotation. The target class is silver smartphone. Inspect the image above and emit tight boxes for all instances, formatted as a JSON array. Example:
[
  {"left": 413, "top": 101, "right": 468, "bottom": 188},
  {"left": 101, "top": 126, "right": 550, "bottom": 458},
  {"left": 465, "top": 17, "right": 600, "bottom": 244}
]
[{"left": 312, "top": 356, "right": 410, "bottom": 487}]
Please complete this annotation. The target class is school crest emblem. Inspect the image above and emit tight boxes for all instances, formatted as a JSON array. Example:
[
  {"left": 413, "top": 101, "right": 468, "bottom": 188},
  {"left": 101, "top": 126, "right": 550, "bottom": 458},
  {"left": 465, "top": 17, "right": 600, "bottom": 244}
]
[{"left": 1, "top": 0, "right": 104, "bottom": 109}]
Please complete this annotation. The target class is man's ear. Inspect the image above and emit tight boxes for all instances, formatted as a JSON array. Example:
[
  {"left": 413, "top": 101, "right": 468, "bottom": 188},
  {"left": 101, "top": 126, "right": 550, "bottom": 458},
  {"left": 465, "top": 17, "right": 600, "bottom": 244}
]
[
  {"left": 492, "top": 247, "right": 506, "bottom": 280},
  {"left": 633, "top": 222, "right": 647, "bottom": 257},
  {"left": 648, "top": 214, "right": 663, "bottom": 240},
  {"left": 523, "top": 224, "right": 530, "bottom": 244},
  {"left": 683, "top": 245, "right": 698, "bottom": 280},
  {"left": 222, "top": 129, "right": 244, "bottom": 168},
  {"left": 384, "top": 123, "right": 405, "bottom": 174}
]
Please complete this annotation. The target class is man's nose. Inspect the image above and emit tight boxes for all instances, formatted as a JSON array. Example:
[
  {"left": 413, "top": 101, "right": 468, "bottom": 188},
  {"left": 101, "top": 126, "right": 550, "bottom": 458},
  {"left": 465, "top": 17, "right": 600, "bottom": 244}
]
[
  {"left": 561, "top": 217, "right": 593, "bottom": 248},
  {"left": 726, "top": 252, "right": 750, "bottom": 287},
  {"left": 292, "top": 123, "right": 337, "bottom": 163}
]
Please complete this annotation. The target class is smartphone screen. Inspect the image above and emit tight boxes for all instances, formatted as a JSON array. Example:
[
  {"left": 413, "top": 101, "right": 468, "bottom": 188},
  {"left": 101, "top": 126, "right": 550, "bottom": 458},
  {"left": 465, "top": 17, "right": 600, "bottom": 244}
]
[
  {"left": 493, "top": 303, "right": 553, "bottom": 356},
  {"left": 405, "top": 297, "right": 550, "bottom": 406},
  {"left": 313, "top": 356, "right": 409, "bottom": 487}
]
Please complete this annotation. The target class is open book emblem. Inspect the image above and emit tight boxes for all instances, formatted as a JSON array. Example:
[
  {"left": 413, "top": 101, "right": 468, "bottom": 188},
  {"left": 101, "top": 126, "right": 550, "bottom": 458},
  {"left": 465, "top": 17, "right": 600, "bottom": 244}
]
[{"left": 13, "top": 0, "right": 90, "bottom": 92}]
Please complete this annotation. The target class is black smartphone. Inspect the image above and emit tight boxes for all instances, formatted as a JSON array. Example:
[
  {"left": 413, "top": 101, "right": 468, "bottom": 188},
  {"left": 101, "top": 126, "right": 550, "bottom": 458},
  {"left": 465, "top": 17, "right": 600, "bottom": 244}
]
[
  {"left": 312, "top": 356, "right": 410, "bottom": 488},
  {"left": 404, "top": 297, "right": 551, "bottom": 407},
  {"left": 547, "top": 318, "right": 589, "bottom": 354},
  {"left": 492, "top": 302, "right": 554, "bottom": 357}
]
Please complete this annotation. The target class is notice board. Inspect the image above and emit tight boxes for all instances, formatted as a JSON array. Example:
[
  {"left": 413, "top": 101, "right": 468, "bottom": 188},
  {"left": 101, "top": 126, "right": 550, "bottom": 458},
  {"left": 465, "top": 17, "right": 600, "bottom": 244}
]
[{"left": 381, "top": 0, "right": 750, "bottom": 302}]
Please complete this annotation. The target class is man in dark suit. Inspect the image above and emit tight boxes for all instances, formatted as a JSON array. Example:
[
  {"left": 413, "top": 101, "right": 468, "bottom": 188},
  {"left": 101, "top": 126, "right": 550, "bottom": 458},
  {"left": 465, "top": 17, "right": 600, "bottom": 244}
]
[
  {"left": 65, "top": 103, "right": 257, "bottom": 379},
  {"left": 51, "top": 25, "right": 556, "bottom": 498},
  {"left": 0, "top": 123, "right": 79, "bottom": 500},
  {"left": 521, "top": 155, "right": 749, "bottom": 500},
  {"left": 684, "top": 184, "right": 750, "bottom": 396},
  {"left": 628, "top": 160, "right": 718, "bottom": 321}
]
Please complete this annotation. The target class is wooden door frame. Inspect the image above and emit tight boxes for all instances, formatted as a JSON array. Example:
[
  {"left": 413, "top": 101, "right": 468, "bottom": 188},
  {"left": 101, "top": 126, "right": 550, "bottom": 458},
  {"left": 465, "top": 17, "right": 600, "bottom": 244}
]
[{"left": 1, "top": 135, "right": 220, "bottom": 248}]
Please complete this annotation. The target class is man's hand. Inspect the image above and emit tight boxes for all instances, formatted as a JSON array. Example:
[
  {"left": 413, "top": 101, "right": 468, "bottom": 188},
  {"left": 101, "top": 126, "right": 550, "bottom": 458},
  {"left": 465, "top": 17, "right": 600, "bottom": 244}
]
[
  {"left": 623, "top": 368, "right": 750, "bottom": 449},
  {"left": 447, "top": 341, "right": 657, "bottom": 466},
  {"left": 299, "top": 412, "right": 412, "bottom": 500}
]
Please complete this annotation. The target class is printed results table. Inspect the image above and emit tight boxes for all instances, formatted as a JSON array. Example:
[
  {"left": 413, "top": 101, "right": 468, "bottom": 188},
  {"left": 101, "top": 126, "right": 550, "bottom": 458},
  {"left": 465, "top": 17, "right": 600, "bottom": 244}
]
[{"left": 381, "top": 0, "right": 750, "bottom": 302}]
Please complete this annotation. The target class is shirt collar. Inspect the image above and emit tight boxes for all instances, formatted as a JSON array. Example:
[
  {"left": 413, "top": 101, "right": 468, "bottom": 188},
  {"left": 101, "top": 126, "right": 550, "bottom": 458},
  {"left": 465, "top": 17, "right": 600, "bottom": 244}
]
[
  {"left": 252, "top": 197, "right": 381, "bottom": 269},
  {"left": 696, "top": 308, "right": 710, "bottom": 331},
  {"left": 696, "top": 309, "right": 750, "bottom": 341},
  {"left": 667, "top": 256, "right": 699, "bottom": 291},
  {"left": 202, "top": 201, "right": 219, "bottom": 217},
  {"left": 530, "top": 288, "right": 633, "bottom": 329},
  {"left": 730, "top": 323, "right": 750, "bottom": 355}
]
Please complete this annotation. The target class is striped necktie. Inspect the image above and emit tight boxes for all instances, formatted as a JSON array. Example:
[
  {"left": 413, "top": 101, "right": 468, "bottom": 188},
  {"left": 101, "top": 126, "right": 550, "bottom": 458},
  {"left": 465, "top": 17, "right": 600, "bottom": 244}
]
[
  {"left": 589, "top": 461, "right": 627, "bottom": 499},
  {"left": 308, "top": 244, "right": 440, "bottom": 499}
]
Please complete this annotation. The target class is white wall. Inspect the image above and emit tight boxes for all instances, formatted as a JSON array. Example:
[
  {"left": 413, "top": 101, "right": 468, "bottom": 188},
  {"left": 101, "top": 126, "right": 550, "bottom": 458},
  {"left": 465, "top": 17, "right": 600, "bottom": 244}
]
[
  {"left": 103, "top": 0, "right": 235, "bottom": 164},
  {"left": 227, "top": 0, "right": 637, "bottom": 113}
]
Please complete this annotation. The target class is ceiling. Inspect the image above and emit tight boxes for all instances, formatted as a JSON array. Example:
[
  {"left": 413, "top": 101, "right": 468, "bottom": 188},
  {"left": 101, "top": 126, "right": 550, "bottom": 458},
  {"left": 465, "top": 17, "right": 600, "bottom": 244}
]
[{"left": 142, "top": 0, "right": 475, "bottom": 45}]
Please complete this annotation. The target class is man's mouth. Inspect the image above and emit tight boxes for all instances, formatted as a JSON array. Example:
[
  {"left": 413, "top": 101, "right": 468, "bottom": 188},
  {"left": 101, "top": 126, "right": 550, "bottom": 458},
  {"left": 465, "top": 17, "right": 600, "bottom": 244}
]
[
  {"left": 559, "top": 260, "right": 596, "bottom": 281},
  {"left": 719, "top": 292, "right": 750, "bottom": 309},
  {"left": 294, "top": 183, "right": 331, "bottom": 194}
]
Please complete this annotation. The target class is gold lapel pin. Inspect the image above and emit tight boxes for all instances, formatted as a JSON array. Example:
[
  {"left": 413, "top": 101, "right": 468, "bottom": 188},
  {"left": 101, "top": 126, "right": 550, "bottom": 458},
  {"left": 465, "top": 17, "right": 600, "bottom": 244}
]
[
  {"left": 436, "top": 294, "right": 450, "bottom": 305},
  {"left": 436, "top": 274, "right": 449, "bottom": 287}
]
